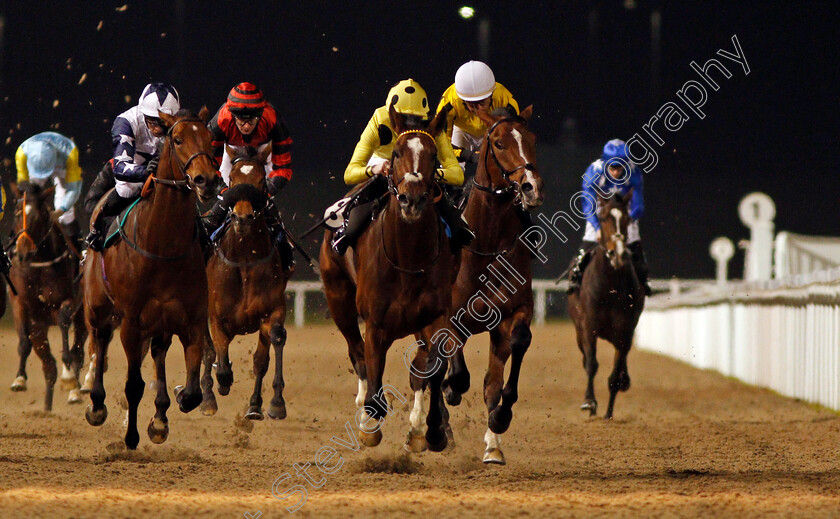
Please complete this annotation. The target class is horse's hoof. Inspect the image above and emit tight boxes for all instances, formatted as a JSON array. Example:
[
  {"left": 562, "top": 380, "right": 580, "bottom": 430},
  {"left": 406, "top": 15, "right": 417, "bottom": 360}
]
[
  {"left": 483, "top": 447, "right": 506, "bottom": 465},
  {"left": 175, "top": 385, "right": 202, "bottom": 413},
  {"left": 267, "top": 402, "right": 287, "bottom": 420},
  {"left": 580, "top": 400, "right": 598, "bottom": 416},
  {"left": 403, "top": 431, "right": 428, "bottom": 453},
  {"left": 67, "top": 388, "right": 83, "bottom": 404},
  {"left": 147, "top": 417, "right": 169, "bottom": 444},
  {"left": 85, "top": 404, "right": 108, "bottom": 426},
  {"left": 425, "top": 427, "right": 448, "bottom": 452},
  {"left": 444, "top": 386, "right": 462, "bottom": 406},
  {"left": 359, "top": 428, "right": 383, "bottom": 447},
  {"left": 80, "top": 379, "right": 93, "bottom": 394},
  {"left": 245, "top": 406, "right": 264, "bottom": 420},
  {"left": 217, "top": 385, "right": 231, "bottom": 396},
  {"left": 125, "top": 430, "right": 140, "bottom": 450},
  {"left": 488, "top": 407, "right": 513, "bottom": 434},
  {"left": 59, "top": 370, "right": 77, "bottom": 391},
  {"left": 200, "top": 397, "right": 218, "bottom": 417},
  {"left": 10, "top": 376, "right": 26, "bottom": 392}
]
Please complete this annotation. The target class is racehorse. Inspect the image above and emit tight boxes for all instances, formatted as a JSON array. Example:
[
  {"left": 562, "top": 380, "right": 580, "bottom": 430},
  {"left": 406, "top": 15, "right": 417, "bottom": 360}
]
[
  {"left": 207, "top": 145, "right": 293, "bottom": 420},
  {"left": 433, "top": 107, "right": 544, "bottom": 464},
  {"left": 83, "top": 108, "right": 217, "bottom": 449},
  {"left": 320, "top": 106, "right": 455, "bottom": 451},
  {"left": 567, "top": 190, "right": 645, "bottom": 420},
  {"left": 8, "top": 182, "right": 87, "bottom": 410}
]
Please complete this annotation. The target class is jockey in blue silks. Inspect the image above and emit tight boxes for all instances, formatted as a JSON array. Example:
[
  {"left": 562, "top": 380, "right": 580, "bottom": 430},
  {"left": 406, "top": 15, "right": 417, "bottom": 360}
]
[{"left": 566, "top": 138, "right": 651, "bottom": 295}]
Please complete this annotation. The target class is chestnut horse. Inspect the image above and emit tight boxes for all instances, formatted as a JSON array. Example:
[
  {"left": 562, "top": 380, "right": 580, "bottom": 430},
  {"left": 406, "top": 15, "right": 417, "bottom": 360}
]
[
  {"left": 83, "top": 108, "right": 218, "bottom": 449},
  {"left": 8, "top": 182, "right": 87, "bottom": 410},
  {"left": 568, "top": 191, "right": 645, "bottom": 420},
  {"left": 208, "top": 144, "right": 293, "bottom": 420},
  {"left": 432, "top": 107, "right": 544, "bottom": 464},
  {"left": 320, "top": 106, "right": 454, "bottom": 451}
]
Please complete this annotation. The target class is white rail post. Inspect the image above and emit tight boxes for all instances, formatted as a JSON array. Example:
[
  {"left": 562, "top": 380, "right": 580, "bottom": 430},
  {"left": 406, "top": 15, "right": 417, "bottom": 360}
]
[
  {"left": 535, "top": 287, "right": 546, "bottom": 326},
  {"left": 739, "top": 193, "right": 776, "bottom": 281},
  {"left": 710, "top": 237, "right": 735, "bottom": 285},
  {"left": 294, "top": 288, "right": 305, "bottom": 328}
]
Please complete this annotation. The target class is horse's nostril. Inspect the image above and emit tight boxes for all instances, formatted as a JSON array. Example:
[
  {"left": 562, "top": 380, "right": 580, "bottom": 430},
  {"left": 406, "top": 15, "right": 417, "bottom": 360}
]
[
  {"left": 521, "top": 182, "right": 533, "bottom": 193},
  {"left": 419, "top": 194, "right": 428, "bottom": 203},
  {"left": 397, "top": 194, "right": 408, "bottom": 204}
]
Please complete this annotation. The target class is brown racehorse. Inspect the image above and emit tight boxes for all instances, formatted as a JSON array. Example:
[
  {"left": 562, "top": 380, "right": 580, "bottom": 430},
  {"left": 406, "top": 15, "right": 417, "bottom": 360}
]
[
  {"left": 432, "top": 107, "right": 544, "bottom": 464},
  {"left": 207, "top": 144, "right": 293, "bottom": 420},
  {"left": 8, "top": 182, "right": 87, "bottom": 410},
  {"left": 320, "top": 106, "right": 455, "bottom": 451},
  {"left": 83, "top": 108, "right": 218, "bottom": 449},
  {"left": 568, "top": 191, "right": 645, "bottom": 420}
]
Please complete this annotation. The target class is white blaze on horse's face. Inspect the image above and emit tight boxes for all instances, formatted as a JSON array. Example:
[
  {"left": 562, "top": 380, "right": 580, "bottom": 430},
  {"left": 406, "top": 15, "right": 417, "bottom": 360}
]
[
  {"left": 609, "top": 207, "right": 626, "bottom": 266},
  {"left": 404, "top": 172, "right": 423, "bottom": 183},
  {"left": 240, "top": 164, "right": 254, "bottom": 175},
  {"left": 406, "top": 136, "right": 424, "bottom": 176},
  {"left": 24, "top": 203, "right": 34, "bottom": 216}
]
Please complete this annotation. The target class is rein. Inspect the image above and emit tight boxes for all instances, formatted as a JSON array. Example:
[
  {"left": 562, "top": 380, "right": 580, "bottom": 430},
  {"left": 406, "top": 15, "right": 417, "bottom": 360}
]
[
  {"left": 152, "top": 118, "right": 214, "bottom": 191},
  {"left": 472, "top": 117, "right": 536, "bottom": 202}
]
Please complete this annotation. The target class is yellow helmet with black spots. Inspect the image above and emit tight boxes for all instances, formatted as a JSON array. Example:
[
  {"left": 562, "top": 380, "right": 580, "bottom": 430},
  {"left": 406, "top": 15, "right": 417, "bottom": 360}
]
[{"left": 386, "top": 79, "right": 430, "bottom": 119}]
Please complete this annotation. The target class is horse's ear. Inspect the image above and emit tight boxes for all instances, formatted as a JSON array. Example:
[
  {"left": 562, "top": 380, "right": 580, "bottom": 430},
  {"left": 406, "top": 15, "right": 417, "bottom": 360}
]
[
  {"left": 476, "top": 109, "right": 497, "bottom": 128},
  {"left": 198, "top": 105, "right": 210, "bottom": 123},
  {"left": 427, "top": 108, "right": 448, "bottom": 137},
  {"left": 389, "top": 104, "right": 406, "bottom": 134},
  {"left": 158, "top": 111, "right": 176, "bottom": 129},
  {"left": 257, "top": 142, "right": 272, "bottom": 165},
  {"left": 40, "top": 185, "right": 56, "bottom": 202},
  {"left": 224, "top": 144, "right": 237, "bottom": 159},
  {"left": 519, "top": 105, "right": 534, "bottom": 121}
]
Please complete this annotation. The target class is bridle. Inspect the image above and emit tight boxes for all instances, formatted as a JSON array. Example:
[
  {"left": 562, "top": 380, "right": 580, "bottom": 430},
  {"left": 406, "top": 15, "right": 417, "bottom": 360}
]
[
  {"left": 385, "top": 129, "right": 440, "bottom": 200},
  {"left": 472, "top": 116, "right": 536, "bottom": 204},
  {"left": 12, "top": 192, "right": 70, "bottom": 268},
  {"left": 152, "top": 117, "right": 214, "bottom": 191}
]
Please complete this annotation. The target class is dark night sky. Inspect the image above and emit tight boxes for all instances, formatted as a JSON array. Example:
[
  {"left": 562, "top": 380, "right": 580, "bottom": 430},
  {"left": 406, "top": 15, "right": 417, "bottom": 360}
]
[{"left": 0, "top": 1, "right": 837, "bottom": 280}]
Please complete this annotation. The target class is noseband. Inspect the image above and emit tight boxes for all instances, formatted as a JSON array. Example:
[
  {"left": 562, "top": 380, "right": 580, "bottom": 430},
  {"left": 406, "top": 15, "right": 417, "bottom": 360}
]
[
  {"left": 472, "top": 117, "right": 537, "bottom": 201},
  {"left": 153, "top": 117, "right": 214, "bottom": 191}
]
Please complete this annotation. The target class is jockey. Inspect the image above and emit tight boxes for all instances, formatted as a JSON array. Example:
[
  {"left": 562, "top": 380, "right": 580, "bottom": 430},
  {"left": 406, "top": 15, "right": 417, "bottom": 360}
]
[
  {"left": 85, "top": 82, "right": 180, "bottom": 251},
  {"left": 566, "top": 139, "right": 651, "bottom": 296},
  {"left": 436, "top": 61, "right": 519, "bottom": 166},
  {"left": 202, "top": 82, "right": 295, "bottom": 272},
  {"left": 14, "top": 131, "right": 84, "bottom": 251},
  {"left": 330, "top": 78, "right": 474, "bottom": 256}
]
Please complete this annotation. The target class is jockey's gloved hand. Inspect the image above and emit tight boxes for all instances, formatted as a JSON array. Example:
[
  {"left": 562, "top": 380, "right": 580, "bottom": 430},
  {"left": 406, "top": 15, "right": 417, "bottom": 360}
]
[
  {"left": 145, "top": 155, "right": 160, "bottom": 175},
  {"left": 460, "top": 148, "right": 479, "bottom": 164},
  {"left": 267, "top": 176, "right": 288, "bottom": 196}
]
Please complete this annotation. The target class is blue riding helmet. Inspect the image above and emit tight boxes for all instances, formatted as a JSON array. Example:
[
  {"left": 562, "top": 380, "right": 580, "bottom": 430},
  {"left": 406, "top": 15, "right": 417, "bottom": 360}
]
[
  {"left": 601, "top": 138, "right": 629, "bottom": 164},
  {"left": 25, "top": 140, "right": 59, "bottom": 179}
]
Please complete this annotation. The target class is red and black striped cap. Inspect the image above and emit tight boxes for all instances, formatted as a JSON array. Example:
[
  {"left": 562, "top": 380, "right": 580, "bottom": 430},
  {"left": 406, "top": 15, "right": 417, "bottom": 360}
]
[{"left": 226, "top": 82, "right": 266, "bottom": 112}]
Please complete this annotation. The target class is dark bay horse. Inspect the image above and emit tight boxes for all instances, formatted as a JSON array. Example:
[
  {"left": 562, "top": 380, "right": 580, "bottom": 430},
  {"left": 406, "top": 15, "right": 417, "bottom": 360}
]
[
  {"left": 8, "top": 183, "right": 87, "bottom": 410},
  {"left": 208, "top": 145, "right": 292, "bottom": 420},
  {"left": 83, "top": 108, "right": 218, "bottom": 449},
  {"left": 433, "top": 107, "right": 544, "bottom": 464},
  {"left": 568, "top": 191, "right": 645, "bottom": 420},
  {"left": 320, "top": 106, "right": 455, "bottom": 451}
]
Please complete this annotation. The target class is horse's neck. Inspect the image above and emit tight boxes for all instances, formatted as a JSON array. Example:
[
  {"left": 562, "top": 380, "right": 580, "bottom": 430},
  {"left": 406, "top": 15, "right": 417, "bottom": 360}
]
[
  {"left": 381, "top": 200, "right": 440, "bottom": 259},
  {"left": 140, "top": 152, "right": 197, "bottom": 250},
  {"left": 590, "top": 250, "right": 639, "bottom": 294},
  {"left": 466, "top": 159, "right": 521, "bottom": 245},
  {"left": 221, "top": 221, "right": 272, "bottom": 260}
]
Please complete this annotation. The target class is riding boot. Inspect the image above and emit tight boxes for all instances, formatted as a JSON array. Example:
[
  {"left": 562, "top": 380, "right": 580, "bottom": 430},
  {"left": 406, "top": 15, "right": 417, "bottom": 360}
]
[
  {"left": 203, "top": 198, "right": 229, "bottom": 239},
  {"left": 264, "top": 203, "right": 295, "bottom": 273},
  {"left": 629, "top": 241, "right": 652, "bottom": 296},
  {"left": 332, "top": 200, "right": 375, "bottom": 256},
  {"left": 566, "top": 242, "right": 596, "bottom": 295},
  {"left": 85, "top": 190, "right": 133, "bottom": 252},
  {"left": 434, "top": 196, "right": 475, "bottom": 252},
  {"left": 84, "top": 161, "right": 115, "bottom": 216}
]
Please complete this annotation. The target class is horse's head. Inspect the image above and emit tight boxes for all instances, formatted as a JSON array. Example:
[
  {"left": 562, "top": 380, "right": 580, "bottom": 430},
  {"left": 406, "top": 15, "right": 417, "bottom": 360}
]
[
  {"left": 13, "top": 182, "right": 56, "bottom": 259},
  {"left": 477, "top": 105, "right": 544, "bottom": 210},
  {"left": 157, "top": 107, "right": 219, "bottom": 203},
  {"left": 597, "top": 190, "right": 633, "bottom": 270},
  {"left": 225, "top": 143, "right": 271, "bottom": 191},
  {"left": 388, "top": 105, "right": 446, "bottom": 223},
  {"left": 225, "top": 184, "right": 268, "bottom": 235}
]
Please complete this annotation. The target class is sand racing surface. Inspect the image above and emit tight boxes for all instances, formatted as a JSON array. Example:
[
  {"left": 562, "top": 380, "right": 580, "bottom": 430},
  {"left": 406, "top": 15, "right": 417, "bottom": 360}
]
[{"left": 0, "top": 321, "right": 837, "bottom": 518}]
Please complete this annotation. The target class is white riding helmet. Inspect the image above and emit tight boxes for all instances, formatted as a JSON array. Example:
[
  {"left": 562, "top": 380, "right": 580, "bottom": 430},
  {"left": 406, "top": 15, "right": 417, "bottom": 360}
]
[
  {"left": 454, "top": 61, "right": 496, "bottom": 102},
  {"left": 138, "top": 82, "right": 181, "bottom": 118},
  {"left": 25, "top": 140, "right": 58, "bottom": 179}
]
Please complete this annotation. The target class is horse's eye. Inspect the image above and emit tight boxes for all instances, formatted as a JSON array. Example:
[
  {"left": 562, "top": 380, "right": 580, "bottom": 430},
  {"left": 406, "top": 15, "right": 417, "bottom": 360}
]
[
  {"left": 174, "top": 137, "right": 183, "bottom": 145},
  {"left": 494, "top": 140, "right": 504, "bottom": 150}
]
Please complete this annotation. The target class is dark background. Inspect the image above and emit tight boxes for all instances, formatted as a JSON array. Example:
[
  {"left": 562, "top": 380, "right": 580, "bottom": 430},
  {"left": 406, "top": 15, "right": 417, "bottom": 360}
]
[{"left": 0, "top": 0, "right": 837, "bottom": 281}]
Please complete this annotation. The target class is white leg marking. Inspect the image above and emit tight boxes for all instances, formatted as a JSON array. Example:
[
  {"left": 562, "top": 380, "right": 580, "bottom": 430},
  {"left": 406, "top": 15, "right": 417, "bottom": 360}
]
[
  {"left": 484, "top": 427, "right": 502, "bottom": 450},
  {"left": 409, "top": 390, "right": 425, "bottom": 431},
  {"left": 61, "top": 364, "right": 74, "bottom": 381},
  {"left": 355, "top": 378, "right": 367, "bottom": 408}
]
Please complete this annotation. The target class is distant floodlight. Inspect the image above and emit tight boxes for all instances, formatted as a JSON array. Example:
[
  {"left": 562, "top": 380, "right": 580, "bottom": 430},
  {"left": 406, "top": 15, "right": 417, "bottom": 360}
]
[{"left": 458, "top": 6, "right": 475, "bottom": 19}]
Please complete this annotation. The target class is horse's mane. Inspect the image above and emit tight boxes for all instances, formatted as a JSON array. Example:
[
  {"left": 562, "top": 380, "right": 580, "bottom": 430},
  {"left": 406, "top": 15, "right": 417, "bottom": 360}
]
[
  {"left": 400, "top": 114, "right": 429, "bottom": 131},
  {"left": 18, "top": 182, "right": 44, "bottom": 197}
]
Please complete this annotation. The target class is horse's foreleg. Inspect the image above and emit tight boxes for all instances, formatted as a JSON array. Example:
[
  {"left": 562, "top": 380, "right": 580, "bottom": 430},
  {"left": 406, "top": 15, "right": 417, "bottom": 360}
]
[
  {"left": 11, "top": 303, "right": 31, "bottom": 391},
  {"left": 199, "top": 325, "right": 218, "bottom": 416},
  {"left": 57, "top": 302, "right": 77, "bottom": 392},
  {"left": 246, "top": 329, "right": 271, "bottom": 421},
  {"left": 67, "top": 304, "right": 88, "bottom": 402},
  {"left": 482, "top": 322, "right": 511, "bottom": 464},
  {"left": 577, "top": 326, "right": 599, "bottom": 416},
  {"left": 359, "top": 327, "right": 390, "bottom": 447},
  {"left": 30, "top": 326, "right": 57, "bottom": 411},
  {"left": 422, "top": 315, "right": 451, "bottom": 453},
  {"left": 405, "top": 332, "right": 429, "bottom": 453},
  {"left": 442, "top": 335, "right": 470, "bottom": 406},
  {"left": 210, "top": 319, "right": 234, "bottom": 396},
  {"left": 148, "top": 334, "right": 172, "bottom": 443},
  {"left": 175, "top": 323, "right": 204, "bottom": 413},
  {"left": 266, "top": 314, "right": 287, "bottom": 420},
  {"left": 605, "top": 336, "right": 632, "bottom": 420},
  {"left": 120, "top": 324, "right": 145, "bottom": 449},
  {"left": 85, "top": 322, "right": 112, "bottom": 426}
]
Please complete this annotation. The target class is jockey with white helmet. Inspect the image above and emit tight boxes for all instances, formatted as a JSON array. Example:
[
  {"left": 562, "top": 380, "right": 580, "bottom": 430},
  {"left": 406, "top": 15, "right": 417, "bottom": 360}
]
[
  {"left": 566, "top": 139, "right": 651, "bottom": 295},
  {"left": 14, "top": 132, "right": 84, "bottom": 250},
  {"left": 86, "top": 82, "right": 180, "bottom": 251}
]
